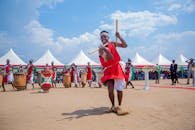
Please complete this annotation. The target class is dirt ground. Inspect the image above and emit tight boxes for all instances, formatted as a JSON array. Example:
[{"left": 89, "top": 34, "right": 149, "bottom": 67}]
[{"left": 0, "top": 79, "right": 195, "bottom": 130}]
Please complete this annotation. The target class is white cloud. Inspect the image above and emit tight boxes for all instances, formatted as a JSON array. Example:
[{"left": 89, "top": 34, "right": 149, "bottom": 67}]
[
  {"left": 23, "top": 9, "right": 179, "bottom": 59},
  {"left": 168, "top": 3, "right": 182, "bottom": 11},
  {"left": 100, "top": 10, "right": 177, "bottom": 38},
  {"left": 119, "top": 31, "right": 195, "bottom": 61},
  {"left": 154, "top": 31, "right": 195, "bottom": 42},
  {"left": 15, "top": 17, "right": 195, "bottom": 63},
  {"left": 150, "top": 31, "right": 195, "bottom": 58},
  {"left": 155, "top": 0, "right": 195, "bottom": 14},
  {"left": 11, "top": 8, "right": 179, "bottom": 57},
  {"left": 56, "top": 32, "right": 99, "bottom": 45},
  {"left": 24, "top": 17, "right": 100, "bottom": 47},
  {"left": 182, "top": 0, "right": 195, "bottom": 13},
  {"left": 2, "top": 0, "right": 194, "bottom": 63},
  {"left": 24, "top": 20, "right": 54, "bottom": 45},
  {"left": 23, "top": 19, "right": 100, "bottom": 60}
]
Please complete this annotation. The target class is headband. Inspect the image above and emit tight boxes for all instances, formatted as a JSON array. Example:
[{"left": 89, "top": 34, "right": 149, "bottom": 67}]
[{"left": 100, "top": 32, "right": 109, "bottom": 37}]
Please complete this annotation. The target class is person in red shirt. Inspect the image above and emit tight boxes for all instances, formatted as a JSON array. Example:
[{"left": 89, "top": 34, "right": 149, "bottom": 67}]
[
  {"left": 63, "top": 65, "right": 69, "bottom": 74},
  {"left": 86, "top": 62, "right": 92, "bottom": 87},
  {"left": 98, "top": 30, "right": 128, "bottom": 115},
  {"left": 125, "top": 59, "right": 134, "bottom": 88},
  {"left": 2, "top": 59, "right": 14, "bottom": 91},
  {"left": 70, "top": 64, "right": 74, "bottom": 83},
  {"left": 26, "top": 60, "right": 34, "bottom": 88}
]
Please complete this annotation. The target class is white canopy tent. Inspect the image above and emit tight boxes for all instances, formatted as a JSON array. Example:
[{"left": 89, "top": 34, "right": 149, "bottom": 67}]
[
  {"left": 68, "top": 50, "right": 100, "bottom": 66},
  {"left": 132, "top": 53, "right": 154, "bottom": 90},
  {"left": 34, "top": 50, "right": 63, "bottom": 66},
  {"left": 132, "top": 53, "right": 154, "bottom": 68},
  {"left": 152, "top": 54, "right": 171, "bottom": 66},
  {"left": 0, "top": 48, "right": 26, "bottom": 66},
  {"left": 177, "top": 54, "right": 188, "bottom": 66}
]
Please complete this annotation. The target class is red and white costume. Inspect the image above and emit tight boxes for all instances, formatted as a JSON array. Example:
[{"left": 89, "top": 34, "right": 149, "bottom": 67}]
[
  {"left": 51, "top": 65, "right": 56, "bottom": 81},
  {"left": 125, "top": 64, "right": 131, "bottom": 82},
  {"left": 99, "top": 42, "right": 125, "bottom": 91},
  {"left": 27, "top": 64, "right": 34, "bottom": 84},
  {"left": 3, "top": 64, "right": 13, "bottom": 83},
  {"left": 86, "top": 65, "right": 92, "bottom": 81},
  {"left": 70, "top": 66, "right": 79, "bottom": 84}
]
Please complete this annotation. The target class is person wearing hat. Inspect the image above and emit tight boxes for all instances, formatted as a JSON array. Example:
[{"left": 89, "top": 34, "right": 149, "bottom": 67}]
[{"left": 98, "top": 30, "right": 128, "bottom": 115}]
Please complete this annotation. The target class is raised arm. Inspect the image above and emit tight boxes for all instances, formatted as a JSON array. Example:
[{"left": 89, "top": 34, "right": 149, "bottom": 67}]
[{"left": 115, "top": 32, "right": 127, "bottom": 48}]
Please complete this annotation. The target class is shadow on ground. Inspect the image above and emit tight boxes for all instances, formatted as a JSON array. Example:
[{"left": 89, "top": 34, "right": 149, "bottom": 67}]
[{"left": 59, "top": 107, "right": 111, "bottom": 121}]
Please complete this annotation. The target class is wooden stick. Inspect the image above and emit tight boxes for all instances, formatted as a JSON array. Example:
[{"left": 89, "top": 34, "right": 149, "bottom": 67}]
[
  {"left": 115, "top": 19, "right": 118, "bottom": 45},
  {"left": 88, "top": 43, "right": 109, "bottom": 55}
]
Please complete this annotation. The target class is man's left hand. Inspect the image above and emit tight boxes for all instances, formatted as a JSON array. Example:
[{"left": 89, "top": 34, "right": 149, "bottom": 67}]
[{"left": 116, "top": 32, "right": 121, "bottom": 38}]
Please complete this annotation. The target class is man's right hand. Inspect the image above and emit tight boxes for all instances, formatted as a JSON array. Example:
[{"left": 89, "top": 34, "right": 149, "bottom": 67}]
[{"left": 98, "top": 45, "right": 104, "bottom": 56}]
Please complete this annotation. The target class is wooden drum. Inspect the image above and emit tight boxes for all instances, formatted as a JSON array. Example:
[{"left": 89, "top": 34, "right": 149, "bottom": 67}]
[
  {"left": 81, "top": 72, "right": 87, "bottom": 87},
  {"left": 40, "top": 70, "right": 52, "bottom": 92},
  {"left": 14, "top": 73, "right": 26, "bottom": 90},
  {"left": 63, "top": 73, "right": 71, "bottom": 88}
]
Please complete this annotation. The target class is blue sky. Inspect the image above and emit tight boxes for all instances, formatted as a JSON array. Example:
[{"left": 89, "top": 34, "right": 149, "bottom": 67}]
[{"left": 0, "top": 0, "right": 195, "bottom": 64}]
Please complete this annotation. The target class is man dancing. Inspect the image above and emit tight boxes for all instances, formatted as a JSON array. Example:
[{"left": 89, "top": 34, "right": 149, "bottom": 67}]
[{"left": 98, "top": 30, "right": 128, "bottom": 115}]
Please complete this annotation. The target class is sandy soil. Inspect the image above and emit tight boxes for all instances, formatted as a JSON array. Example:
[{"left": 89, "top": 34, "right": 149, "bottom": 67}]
[{"left": 0, "top": 79, "right": 195, "bottom": 130}]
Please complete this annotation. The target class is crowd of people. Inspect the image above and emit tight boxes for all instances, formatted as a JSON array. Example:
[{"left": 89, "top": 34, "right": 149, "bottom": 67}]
[
  {"left": 0, "top": 58, "right": 194, "bottom": 92},
  {"left": 0, "top": 58, "right": 97, "bottom": 91}
]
